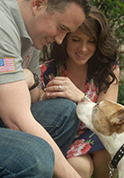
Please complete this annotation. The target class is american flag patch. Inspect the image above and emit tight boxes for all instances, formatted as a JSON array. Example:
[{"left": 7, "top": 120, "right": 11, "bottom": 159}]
[{"left": 0, "top": 58, "right": 15, "bottom": 73}]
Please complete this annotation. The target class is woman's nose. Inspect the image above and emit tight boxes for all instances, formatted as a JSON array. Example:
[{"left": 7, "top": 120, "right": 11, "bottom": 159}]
[{"left": 79, "top": 43, "right": 87, "bottom": 51}]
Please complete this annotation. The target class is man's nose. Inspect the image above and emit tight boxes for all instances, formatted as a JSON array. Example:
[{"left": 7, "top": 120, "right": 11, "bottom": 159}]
[{"left": 55, "top": 32, "right": 67, "bottom": 45}]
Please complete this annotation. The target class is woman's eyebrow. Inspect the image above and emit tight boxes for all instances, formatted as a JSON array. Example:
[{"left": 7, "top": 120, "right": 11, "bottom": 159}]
[{"left": 71, "top": 35, "right": 80, "bottom": 38}]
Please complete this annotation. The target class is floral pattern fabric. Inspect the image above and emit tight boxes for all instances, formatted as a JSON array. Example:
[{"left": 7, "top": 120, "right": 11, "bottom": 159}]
[{"left": 40, "top": 59, "right": 119, "bottom": 158}]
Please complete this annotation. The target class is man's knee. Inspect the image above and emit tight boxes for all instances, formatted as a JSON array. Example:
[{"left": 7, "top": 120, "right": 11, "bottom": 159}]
[
  {"left": 28, "top": 138, "right": 55, "bottom": 178},
  {"left": 0, "top": 129, "right": 55, "bottom": 178}
]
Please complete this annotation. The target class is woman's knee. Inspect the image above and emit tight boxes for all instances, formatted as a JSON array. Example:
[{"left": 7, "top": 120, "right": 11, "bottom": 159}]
[
  {"left": 67, "top": 154, "right": 94, "bottom": 178},
  {"left": 92, "top": 149, "right": 111, "bottom": 166},
  {"left": 91, "top": 149, "right": 110, "bottom": 178}
]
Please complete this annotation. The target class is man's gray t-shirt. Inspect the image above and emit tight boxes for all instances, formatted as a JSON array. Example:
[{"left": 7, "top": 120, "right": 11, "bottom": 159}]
[{"left": 0, "top": 0, "right": 41, "bottom": 85}]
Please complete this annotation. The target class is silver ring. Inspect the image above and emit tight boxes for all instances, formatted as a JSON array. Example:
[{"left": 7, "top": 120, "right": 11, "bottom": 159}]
[{"left": 58, "top": 85, "right": 62, "bottom": 92}]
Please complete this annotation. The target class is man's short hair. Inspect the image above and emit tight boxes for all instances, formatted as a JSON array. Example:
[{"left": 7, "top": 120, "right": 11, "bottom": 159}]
[{"left": 46, "top": 0, "right": 92, "bottom": 17}]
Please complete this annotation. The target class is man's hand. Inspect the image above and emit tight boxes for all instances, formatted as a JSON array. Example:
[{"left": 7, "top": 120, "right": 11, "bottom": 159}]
[{"left": 23, "top": 68, "right": 35, "bottom": 88}]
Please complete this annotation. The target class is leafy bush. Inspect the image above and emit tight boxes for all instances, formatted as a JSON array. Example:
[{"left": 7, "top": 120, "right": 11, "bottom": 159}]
[
  {"left": 93, "top": 0, "right": 124, "bottom": 103},
  {"left": 118, "top": 83, "right": 124, "bottom": 105},
  {"left": 93, "top": 0, "right": 124, "bottom": 70}
]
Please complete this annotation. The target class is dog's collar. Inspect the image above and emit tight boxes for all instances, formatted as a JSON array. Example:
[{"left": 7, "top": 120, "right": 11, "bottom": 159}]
[{"left": 110, "top": 144, "right": 124, "bottom": 169}]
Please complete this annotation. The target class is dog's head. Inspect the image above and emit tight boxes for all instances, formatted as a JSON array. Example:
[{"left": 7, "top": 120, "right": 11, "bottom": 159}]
[{"left": 76, "top": 99, "right": 124, "bottom": 136}]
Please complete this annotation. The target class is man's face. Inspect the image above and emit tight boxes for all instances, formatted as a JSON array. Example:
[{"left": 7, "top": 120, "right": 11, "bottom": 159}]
[{"left": 29, "top": 2, "right": 85, "bottom": 49}]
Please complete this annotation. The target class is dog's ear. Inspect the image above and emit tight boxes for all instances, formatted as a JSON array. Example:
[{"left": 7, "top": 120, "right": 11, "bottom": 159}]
[{"left": 110, "top": 109, "right": 124, "bottom": 125}]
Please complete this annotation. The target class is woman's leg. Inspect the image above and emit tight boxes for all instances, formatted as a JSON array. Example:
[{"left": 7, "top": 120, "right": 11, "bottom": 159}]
[
  {"left": 91, "top": 149, "right": 111, "bottom": 178},
  {"left": 0, "top": 128, "right": 54, "bottom": 178},
  {"left": 67, "top": 154, "right": 94, "bottom": 178}
]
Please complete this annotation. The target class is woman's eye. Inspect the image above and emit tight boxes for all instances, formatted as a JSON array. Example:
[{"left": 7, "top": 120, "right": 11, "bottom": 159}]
[
  {"left": 72, "top": 39, "right": 80, "bottom": 42},
  {"left": 89, "top": 40, "right": 95, "bottom": 43}
]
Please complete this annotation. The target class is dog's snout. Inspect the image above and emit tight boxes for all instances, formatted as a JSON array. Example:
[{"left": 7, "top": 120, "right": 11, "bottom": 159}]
[{"left": 94, "top": 102, "right": 99, "bottom": 108}]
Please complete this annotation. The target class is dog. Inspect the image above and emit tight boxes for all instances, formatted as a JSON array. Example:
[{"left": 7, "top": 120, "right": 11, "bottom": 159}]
[{"left": 76, "top": 97, "right": 124, "bottom": 178}]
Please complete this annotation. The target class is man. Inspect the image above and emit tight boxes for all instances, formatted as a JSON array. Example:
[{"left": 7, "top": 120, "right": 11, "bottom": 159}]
[{"left": 0, "top": 0, "right": 92, "bottom": 177}]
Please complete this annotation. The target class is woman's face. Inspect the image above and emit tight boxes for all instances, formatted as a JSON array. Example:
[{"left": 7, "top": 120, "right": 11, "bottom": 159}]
[{"left": 66, "top": 28, "right": 97, "bottom": 65}]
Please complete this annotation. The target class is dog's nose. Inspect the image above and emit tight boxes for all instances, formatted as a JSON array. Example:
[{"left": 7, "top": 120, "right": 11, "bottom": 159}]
[{"left": 94, "top": 102, "right": 99, "bottom": 109}]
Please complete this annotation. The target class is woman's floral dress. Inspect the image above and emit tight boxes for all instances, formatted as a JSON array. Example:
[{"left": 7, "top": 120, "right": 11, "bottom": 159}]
[{"left": 40, "top": 59, "right": 119, "bottom": 158}]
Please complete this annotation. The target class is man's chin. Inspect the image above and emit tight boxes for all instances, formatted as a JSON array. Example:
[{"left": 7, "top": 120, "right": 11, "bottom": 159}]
[{"left": 32, "top": 43, "right": 44, "bottom": 50}]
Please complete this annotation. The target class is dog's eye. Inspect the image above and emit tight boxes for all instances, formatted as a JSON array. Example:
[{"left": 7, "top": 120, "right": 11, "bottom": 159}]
[{"left": 96, "top": 103, "right": 99, "bottom": 106}]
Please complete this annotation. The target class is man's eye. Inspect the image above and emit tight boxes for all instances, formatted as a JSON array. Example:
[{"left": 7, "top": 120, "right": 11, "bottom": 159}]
[{"left": 60, "top": 26, "right": 66, "bottom": 31}]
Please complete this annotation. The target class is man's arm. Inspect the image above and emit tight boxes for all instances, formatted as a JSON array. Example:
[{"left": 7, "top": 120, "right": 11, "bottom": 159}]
[
  {"left": 23, "top": 68, "right": 42, "bottom": 102},
  {"left": 0, "top": 80, "right": 81, "bottom": 178}
]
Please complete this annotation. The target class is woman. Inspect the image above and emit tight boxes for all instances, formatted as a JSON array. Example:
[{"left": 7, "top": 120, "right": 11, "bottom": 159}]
[{"left": 40, "top": 7, "right": 120, "bottom": 178}]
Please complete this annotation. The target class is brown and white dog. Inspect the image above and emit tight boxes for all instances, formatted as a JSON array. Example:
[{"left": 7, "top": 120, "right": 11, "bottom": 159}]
[{"left": 76, "top": 98, "right": 124, "bottom": 178}]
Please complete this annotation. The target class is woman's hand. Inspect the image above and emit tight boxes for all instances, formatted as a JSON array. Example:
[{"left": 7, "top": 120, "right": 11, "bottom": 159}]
[{"left": 45, "top": 76, "right": 85, "bottom": 103}]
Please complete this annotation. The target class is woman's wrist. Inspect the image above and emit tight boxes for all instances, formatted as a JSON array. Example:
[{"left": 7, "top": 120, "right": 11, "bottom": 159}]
[
  {"left": 39, "top": 91, "right": 46, "bottom": 101},
  {"left": 77, "top": 93, "right": 90, "bottom": 103},
  {"left": 80, "top": 93, "right": 90, "bottom": 102}
]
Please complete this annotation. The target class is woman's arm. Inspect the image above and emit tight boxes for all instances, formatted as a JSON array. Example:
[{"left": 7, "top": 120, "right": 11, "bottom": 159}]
[{"left": 45, "top": 67, "right": 120, "bottom": 104}]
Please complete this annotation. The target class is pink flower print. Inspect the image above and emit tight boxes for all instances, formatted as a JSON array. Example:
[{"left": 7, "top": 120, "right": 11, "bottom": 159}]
[
  {"left": 40, "top": 73, "right": 45, "bottom": 88},
  {"left": 40, "top": 64, "right": 47, "bottom": 73},
  {"left": 57, "top": 66, "right": 65, "bottom": 73},
  {"left": 78, "top": 130, "right": 84, "bottom": 135},
  {"left": 66, "top": 139, "right": 91, "bottom": 158},
  {"left": 78, "top": 122, "right": 86, "bottom": 130},
  {"left": 74, "top": 139, "right": 84, "bottom": 145},
  {"left": 84, "top": 82, "right": 90, "bottom": 93},
  {"left": 113, "top": 64, "right": 118, "bottom": 70},
  {"left": 84, "top": 79, "right": 99, "bottom": 102},
  {"left": 74, "top": 122, "right": 87, "bottom": 138},
  {"left": 60, "top": 70, "right": 68, "bottom": 77},
  {"left": 48, "top": 74, "right": 55, "bottom": 81},
  {"left": 44, "top": 59, "right": 54, "bottom": 64},
  {"left": 88, "top": 91, "right": 97, "bottom": 102}
]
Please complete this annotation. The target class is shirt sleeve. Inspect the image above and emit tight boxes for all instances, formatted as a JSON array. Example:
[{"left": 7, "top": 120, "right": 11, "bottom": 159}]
[
  {"left": 26, "top": 48, "right": 41, "bottom": 88},
  {"left": 0, "top": 10, "right": 24, "bottom": 84}
]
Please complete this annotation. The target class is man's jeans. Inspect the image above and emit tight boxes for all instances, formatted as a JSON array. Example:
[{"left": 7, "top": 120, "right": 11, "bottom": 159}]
[
  {"left": 31, "top": 98, "right": 80, "bottom": 156},
  {"left": 0, "top": 98, "right": 80, "bottom": 177},
  {"left": 0, "top": 128, "right": 54, "bottom": 178}
]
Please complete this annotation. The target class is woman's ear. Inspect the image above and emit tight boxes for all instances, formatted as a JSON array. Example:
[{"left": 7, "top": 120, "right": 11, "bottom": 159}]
[{"left": 31, "top": 0, "right": 47, "bottom": 15}]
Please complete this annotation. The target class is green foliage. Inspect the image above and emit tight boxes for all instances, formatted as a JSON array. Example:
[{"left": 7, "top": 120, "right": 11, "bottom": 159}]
[
  {"left": 93, "top": 0, "right": 124, "bottom": 71},
  {"left": 93, "top": 1, "right": 124, "bottom": 106},
  {"left": 118, "top": 83, "right": 124, "bottom": 105}
]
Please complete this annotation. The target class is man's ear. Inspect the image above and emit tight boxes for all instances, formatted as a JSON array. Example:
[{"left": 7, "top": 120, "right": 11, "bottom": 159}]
[{"left": 31, "top": 0, "right": 47, "bottom": 14}]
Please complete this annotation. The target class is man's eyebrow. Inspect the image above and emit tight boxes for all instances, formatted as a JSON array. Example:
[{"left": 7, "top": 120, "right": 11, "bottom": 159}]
[{"left": 60, "top": 24, "right": 71, "bottom": 31}]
